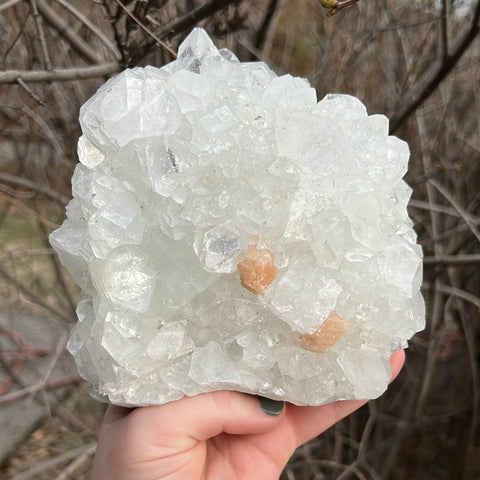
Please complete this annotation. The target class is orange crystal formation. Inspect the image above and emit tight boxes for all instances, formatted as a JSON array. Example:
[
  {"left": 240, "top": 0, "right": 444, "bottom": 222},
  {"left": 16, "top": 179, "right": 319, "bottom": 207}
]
[
  {"left": 299, "top": 312, "right": 348, "bottom": 353},
  {"left": 237, "top": 242, "right": 278, "bottom": 295}
]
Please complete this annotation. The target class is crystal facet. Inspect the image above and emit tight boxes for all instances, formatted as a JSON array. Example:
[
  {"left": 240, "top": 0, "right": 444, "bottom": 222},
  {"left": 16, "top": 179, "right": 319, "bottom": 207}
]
[{"left": 50, "top": 28, "right": 425, "bottom": 406}]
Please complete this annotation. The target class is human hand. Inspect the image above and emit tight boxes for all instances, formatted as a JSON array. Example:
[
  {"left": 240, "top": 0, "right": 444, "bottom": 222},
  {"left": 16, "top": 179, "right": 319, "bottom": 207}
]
[{"left": 90, "top": 350, "right": 405, "bottom": 480}]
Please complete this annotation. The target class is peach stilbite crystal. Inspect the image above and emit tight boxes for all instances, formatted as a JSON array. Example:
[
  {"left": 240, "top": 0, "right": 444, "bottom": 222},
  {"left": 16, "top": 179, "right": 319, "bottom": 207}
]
[
  {"left": 299, "top": 312, "right": 348, "bottom": 353},
  {"left": 237, "top": 243, "right": 278, "bottom": 295}
]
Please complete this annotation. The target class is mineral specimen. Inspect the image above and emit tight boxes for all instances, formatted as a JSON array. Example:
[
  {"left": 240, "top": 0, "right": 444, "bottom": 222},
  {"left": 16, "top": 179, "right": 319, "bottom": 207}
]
[{"left": 50, "top": 28, "right": 425, "bottom": 407}]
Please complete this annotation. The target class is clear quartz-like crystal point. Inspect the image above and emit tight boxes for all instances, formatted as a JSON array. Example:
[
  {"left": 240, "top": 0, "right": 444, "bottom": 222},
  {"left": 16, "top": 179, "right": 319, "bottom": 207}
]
[
  {"left": 50, "top": 28, "right": 425, "bottom": 407},
  {"left": 176, "top": 27, "right": 221, "bottom": 73},
  {"left": 90, "top": 248, "right": 156, "bottom": 314},
  {"left": 78, "top": 135, "right": 105, "bottom": 168},
  {"left": 193, "top": 223, "right": 247, "bottom": 273}
]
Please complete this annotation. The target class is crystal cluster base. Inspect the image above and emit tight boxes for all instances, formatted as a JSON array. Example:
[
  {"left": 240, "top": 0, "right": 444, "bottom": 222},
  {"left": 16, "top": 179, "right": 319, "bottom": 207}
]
[{"left": 50, "top": 28, "right": 425, "bottom": 406}]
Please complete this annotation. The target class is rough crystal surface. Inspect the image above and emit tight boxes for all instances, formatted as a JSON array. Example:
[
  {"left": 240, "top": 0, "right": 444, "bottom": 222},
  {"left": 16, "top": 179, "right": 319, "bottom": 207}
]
[{"left": 50, "top": 28, "right": 425, "bottom": 406}]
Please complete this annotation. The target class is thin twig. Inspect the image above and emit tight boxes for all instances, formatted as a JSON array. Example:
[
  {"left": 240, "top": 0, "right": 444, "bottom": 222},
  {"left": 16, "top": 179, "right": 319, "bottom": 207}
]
[
  {"left": 390, "top": 0, "right": 480, "bottom": 132},
  {"left": 0, "top": 248, "right": 54, "bottom": 261},
  {"left": 134, "top": 0, "right": 239, "bottom": 62},
  {"left": 2, "top": 5, "right": 30, "bottom": 63},
  {"left": 409, "top": 199, "right": 480, "bottom": 224},
  {"left": 53, "top": 0, "right": 122, "bottom": 61},
  {"left": 251, "top": 0, "right": 279, "bottom": 58},
  {"left": 26, "top": 331, "right": 68, "bottom": 407},
  {"left": 0, "top": 0, "right": 22, "bottom": 14},
  {"left": 0, "top": 267, "right": 72, "bottom": 324},
  {"left": 0, "top": 179, "right": 36, "bottom": 199},
  {"left": 423, "top": 254, "right": 480, "bottom": 265},
  {"left": 29, "top": 0, "right": 53, "bottom": 70},
  {"left": 16, "top": 76, "right": 46, "bottom": 106},
  {"left": 53, "top": 443, "right": 97, "bottom": 480},
  {"left": 3, "top": 104, "right": 64, "bottom": 154},
  {"left": 0, "top": 191, "right": 58, "bottom": 228},
  {"left": 357, "top": 402, "right": 377, "bottom": 461},
  {"left": 159, "top": 0, "right": 239, "bottom": 39},
  {"left": 289, "top": 459, "right": 367, "bottom": 479},
  {"left": 0, "top": 356, "right": 95, "bottom": 435},
  {"left": 37, "top": 217, "right": 78, "bottom": 318},
  {"left": 325, "top": 0, "right": 360, "bottom": 17},
  {"left": 422, "top": 282, "right": 480, "bottom": 309},
  {"left": 428, "top": 177, "right": 480, "bottom": 244},
  {"left": 0, "top": 172, "right": 69, "bottom": 204},
  {"left": 9, "top": 442, "right": 96, "bottom": 480},
  {"left": 36, "top": 0, "right": 104, "bottom": 64},
  {"left": 113, "top": 0, "right": 177, "bottom": 57},
  {"left": 440, "top": 0, "right": 448, "bottom": 59},
  {"left": 0, "top": 375, "right": 83, "bottom": 405}
]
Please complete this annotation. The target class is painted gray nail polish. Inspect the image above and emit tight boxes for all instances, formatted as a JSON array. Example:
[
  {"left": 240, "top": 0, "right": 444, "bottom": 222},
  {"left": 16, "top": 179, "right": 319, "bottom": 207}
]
[{"left": 258, "top": 396, "right": 284, "bottom": 416}]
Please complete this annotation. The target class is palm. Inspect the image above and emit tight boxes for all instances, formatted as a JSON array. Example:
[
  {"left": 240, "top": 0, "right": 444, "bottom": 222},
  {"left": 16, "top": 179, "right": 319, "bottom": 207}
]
[
  {"left": 203, "top": 423, "right": 297, "bottom": 479},
  {"left": 91, "top": 351, "right": 404, "bottom": 480},
  {"left": 178, "top": 401, "right": 368, "bottom": 479},
  {"left": 98, "top": 400, "right": 366, "bottom": 480}
]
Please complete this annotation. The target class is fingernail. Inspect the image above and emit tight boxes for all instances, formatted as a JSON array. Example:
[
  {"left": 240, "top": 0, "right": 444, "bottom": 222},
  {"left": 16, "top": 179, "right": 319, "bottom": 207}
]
[{"left": 258, "top": 396, "right": 284, "bottom": 416}]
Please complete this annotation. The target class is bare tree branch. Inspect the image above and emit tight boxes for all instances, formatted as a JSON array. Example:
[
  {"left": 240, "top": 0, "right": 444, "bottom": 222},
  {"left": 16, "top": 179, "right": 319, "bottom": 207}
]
[
  {"left": 409, "top": 198, "right": 480, "bottom": 224},
  {"left": 423, "top": 254, "right": 480, "bottom": 265},
  {"left": 0, "top": 267, "right": 72, "bottom": 324},
  {"left": 390, "top": 0, "right": 480, "bottom": 133},
  {"left": 0, "top": 191, "right": 58, "bottom": 228},
  {"left": 131, "top": 0, "right": 240, "bottom": 62},
  {"left": 0, "top": 0, "right": 22, "bottom": 14},
  {"left": 440, "top": 0, "right": 448, "bottom": 59},
  {"left": 428, "top": 177, "right": 480, "bottom": 244},
  {"left": 16, "top": 76, "right": 45, "bottom": 106},
  {"left": 251, "top": 0, "right": 279, "bottom": 59},
  {"left": 0, "top": 248, "right": 55, "bottom": 261},
  {"left": 0, "top": 375, "right": 83, "bottom": 405},
  {"left": 159, "top": 0, "right": 240, "bottom": 38},
  {"left": 8, "top": 443, "right": 96, "bottom": 480},
  {"left": 0, "top": 172, "right": 69, "bottom": 205},
  {"left": 53, "top": 0, "right": 122, "bottom": 61},
  {"left": 36, "top": 0, "right": 104, "bottom": 64},
  {"left": 29, "top": 0, "right": 53, "bottom": 70},
  {"left": 53, "top": 443, "right": 97, "bottom": 480},
  {"left": 0, "top": 63, "right": 120, "bottom": 84},
  {"left": 113, "top": 0, "right": 177, "bottom": 57},
  {"left": 423, "top": 282, "right": 480, "bottom": 308}
]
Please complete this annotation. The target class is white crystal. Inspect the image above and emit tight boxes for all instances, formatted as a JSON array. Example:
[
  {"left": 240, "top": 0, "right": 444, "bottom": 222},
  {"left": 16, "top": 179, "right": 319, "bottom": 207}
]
[
  {"left": 78, "top": 135, "right": 105, "bottom": 168},
  {"left": 145, "top": 321, "right": 194, "bottom": 362},
  {"left": 50, "top": 28, "right": 425, "bottom": 406},
  {"left": 337, "top": 348, "right": 391, "bottom": 398},
  {"left": 90, "top": 248, "right": 156, "bottom": 314},
  {"left": 268, "top": 261, "right": 343, "bottom": 334}
]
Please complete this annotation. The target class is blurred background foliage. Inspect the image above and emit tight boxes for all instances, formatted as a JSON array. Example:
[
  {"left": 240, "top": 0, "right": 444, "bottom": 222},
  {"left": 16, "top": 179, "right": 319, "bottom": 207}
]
[{"left": 0, "top": 0, "right": 479, "bottom": 478}]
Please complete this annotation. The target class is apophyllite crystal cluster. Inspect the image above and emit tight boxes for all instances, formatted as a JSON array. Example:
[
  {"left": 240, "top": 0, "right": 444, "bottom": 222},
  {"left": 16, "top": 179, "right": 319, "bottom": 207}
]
[{"left": 50, "top": 28, "right": 425, "bottom": 406}]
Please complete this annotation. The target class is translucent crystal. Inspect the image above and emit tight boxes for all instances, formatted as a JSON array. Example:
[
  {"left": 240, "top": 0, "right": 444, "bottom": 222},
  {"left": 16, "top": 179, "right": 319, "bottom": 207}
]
[
  {"left": 51, "top": 28, "right": 425, "bottom": 407},
  {"left": 145, "top": 321, "right": 194, "bottom": 362},
  {"left": 268, "top": 257, "right": 343, "bottom": 334},
  {"left": 77, "top": 135, "right": 105, "bottom": 168},
  {"left": 90, "top": 248, "right": 156, "bottom": 314},
  {"left": 193, "top": 223, "right": 245, "bottom": 273}
]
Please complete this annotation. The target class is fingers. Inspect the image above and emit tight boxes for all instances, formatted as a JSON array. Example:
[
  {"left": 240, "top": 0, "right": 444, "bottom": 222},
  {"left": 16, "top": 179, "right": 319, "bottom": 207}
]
[
  {"left": 121, "top": 391, "right": 285, "bottom": 455},
  {"left": 286, "top": 349, "right": 406, "bottom": 446},
  {"left": 100, "top": 350, "right": 406, "bottom": 460},
  {"left": 389, "top": 349, "right": 405, "bottom": 381}
]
